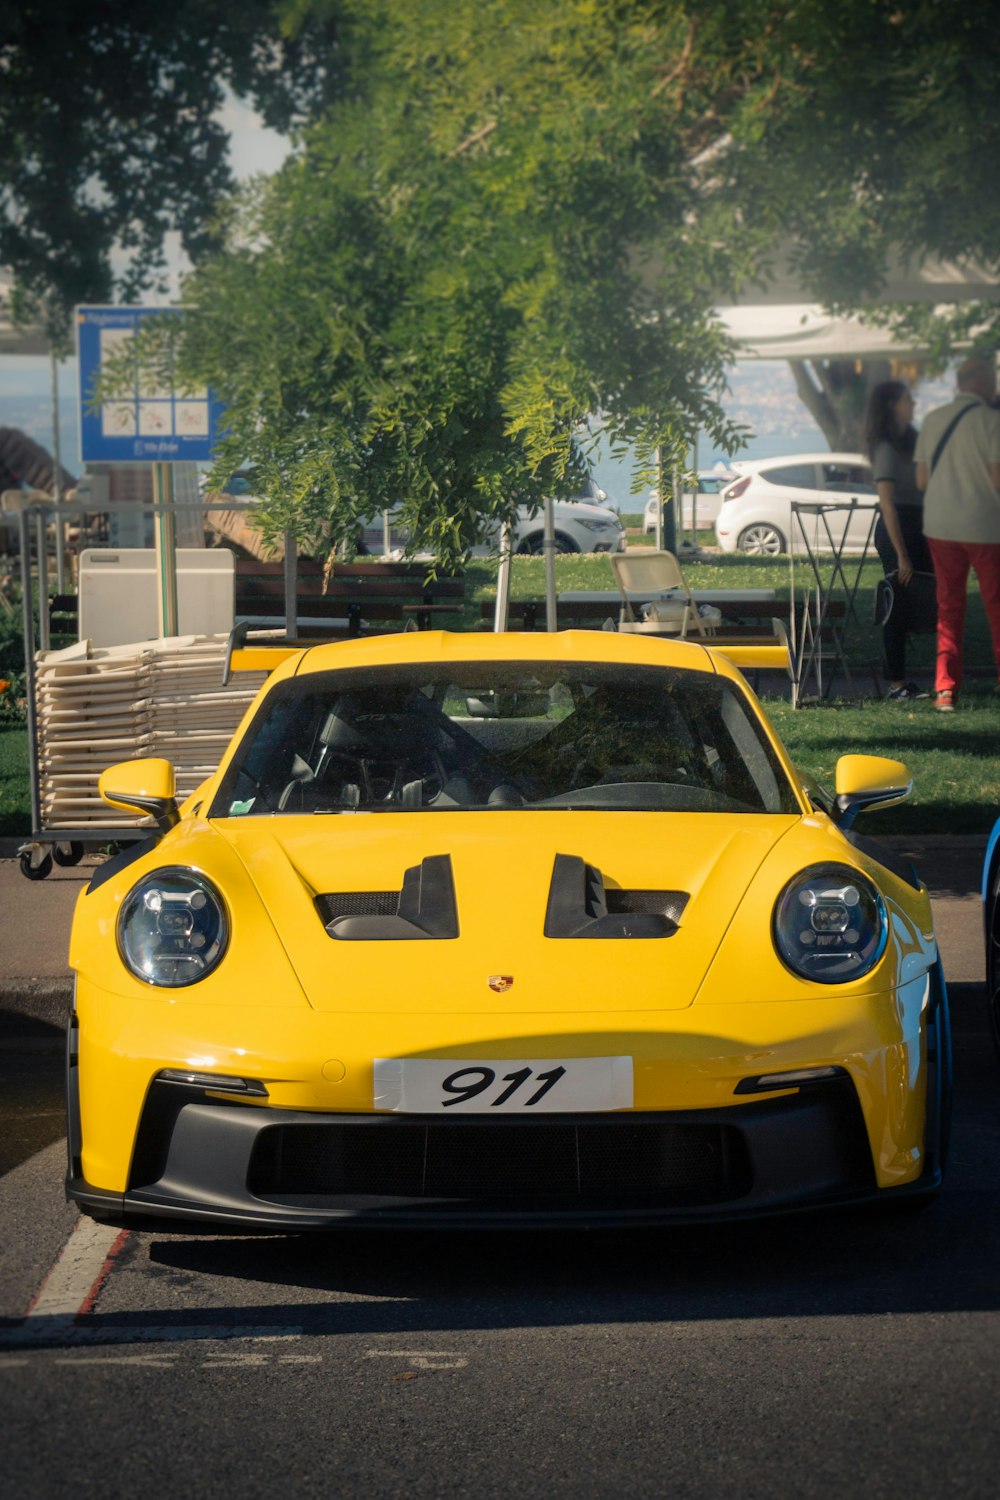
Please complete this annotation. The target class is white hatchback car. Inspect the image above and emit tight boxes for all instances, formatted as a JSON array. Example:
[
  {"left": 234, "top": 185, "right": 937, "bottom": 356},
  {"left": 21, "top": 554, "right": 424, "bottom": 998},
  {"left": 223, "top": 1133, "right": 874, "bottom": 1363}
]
[{"left": 714, "top": 454, "right": 877, "bottom": 555}]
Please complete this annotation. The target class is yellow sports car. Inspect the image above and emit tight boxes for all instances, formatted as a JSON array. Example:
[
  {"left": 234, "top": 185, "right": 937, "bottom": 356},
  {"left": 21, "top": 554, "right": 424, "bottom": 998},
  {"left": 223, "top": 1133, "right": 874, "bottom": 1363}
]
[{"left": 66, "top": 629, "right": 950, "bottom": 1229}]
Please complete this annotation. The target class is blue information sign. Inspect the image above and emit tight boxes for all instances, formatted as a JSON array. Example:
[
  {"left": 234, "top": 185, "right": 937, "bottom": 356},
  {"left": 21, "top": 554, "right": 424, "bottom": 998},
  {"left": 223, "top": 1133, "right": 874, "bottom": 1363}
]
[{"left": 76, "top": 305, "right": 225, "bottom": 464}]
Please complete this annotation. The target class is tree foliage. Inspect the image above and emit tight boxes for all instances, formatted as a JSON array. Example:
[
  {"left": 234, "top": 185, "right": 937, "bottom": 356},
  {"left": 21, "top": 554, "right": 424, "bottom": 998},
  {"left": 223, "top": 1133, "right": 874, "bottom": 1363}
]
[
  {"left": 722, "top": 0, "right": 1000, "bottom": 354},
  {"left": 0, "top": 0, "right": 345, "bottom": 342},
  {"left": 181, "top": 0, "right": 820, "bottom": 561},
  {"left": 58, "top": 1, "right": 1000, "bottom": 556}
]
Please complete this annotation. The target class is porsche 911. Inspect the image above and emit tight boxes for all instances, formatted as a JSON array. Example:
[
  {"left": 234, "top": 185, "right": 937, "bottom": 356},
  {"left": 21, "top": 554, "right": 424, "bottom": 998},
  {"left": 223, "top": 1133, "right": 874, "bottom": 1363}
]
[{"left": 66, "top": 629, "right": 950, "bottom": 1229}]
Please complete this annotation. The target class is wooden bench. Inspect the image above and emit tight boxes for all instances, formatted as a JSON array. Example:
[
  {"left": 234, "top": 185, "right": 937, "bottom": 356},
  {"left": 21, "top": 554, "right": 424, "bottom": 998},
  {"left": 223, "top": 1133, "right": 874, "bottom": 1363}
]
[
  {"left": 48, "top": 593, "right": 80, "bottom": 643},
  {"left": 482, "top": 596, "right": 849, "bottom": 632},
  {"left": 480, "top": 598, "right": 613, "bottom": 631},
  {"left": 41, "top": 562, "right": 466, "bottom": 645},
  {"left": 481, "top": 595, "right": 856, "bottom": 692},
  {"left": 235, "top": 559, "right": 465, "bottom": 637}
]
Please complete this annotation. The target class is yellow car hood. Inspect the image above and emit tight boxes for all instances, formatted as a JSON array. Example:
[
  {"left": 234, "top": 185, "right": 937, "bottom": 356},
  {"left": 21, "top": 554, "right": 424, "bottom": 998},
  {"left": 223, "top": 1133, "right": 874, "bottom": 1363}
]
[{"left": 214, "top": 811, "right": 800, "bottom": 1014}]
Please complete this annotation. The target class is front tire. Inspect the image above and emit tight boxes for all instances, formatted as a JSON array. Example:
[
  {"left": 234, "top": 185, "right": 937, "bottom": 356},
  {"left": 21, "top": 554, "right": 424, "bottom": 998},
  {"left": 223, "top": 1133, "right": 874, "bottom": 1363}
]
[
  {"left": 517, "top": 532, "right": 579, "bottom": 556},
  {"left": 738, "top": 523, "right": 786, "bottom": 556}
]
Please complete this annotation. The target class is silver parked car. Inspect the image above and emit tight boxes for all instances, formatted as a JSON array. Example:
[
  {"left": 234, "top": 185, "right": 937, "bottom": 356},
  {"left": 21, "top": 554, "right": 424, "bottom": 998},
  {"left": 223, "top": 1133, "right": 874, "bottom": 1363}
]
[{"left": 363, "top": 497, "right": 626, "bottom": 557}]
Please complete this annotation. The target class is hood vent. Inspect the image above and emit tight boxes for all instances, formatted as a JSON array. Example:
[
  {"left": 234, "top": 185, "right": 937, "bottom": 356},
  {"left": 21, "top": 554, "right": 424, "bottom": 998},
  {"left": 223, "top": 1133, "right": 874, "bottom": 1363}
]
[
  {"left": 544, "top": 854, "right": 687, "bottom": 940},
  {"left": 316, "top": 854, "right": 459, "bottom": 941}
]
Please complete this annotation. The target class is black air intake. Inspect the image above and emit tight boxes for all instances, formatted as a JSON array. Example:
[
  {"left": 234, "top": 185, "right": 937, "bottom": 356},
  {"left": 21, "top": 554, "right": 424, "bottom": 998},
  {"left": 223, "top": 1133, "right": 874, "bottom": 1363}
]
[
  {"left": 316, "top": 854, "right": 459, "bottom": 940},
  {"left": 544, "top": 853, "right": 687, "bottom": 938}
]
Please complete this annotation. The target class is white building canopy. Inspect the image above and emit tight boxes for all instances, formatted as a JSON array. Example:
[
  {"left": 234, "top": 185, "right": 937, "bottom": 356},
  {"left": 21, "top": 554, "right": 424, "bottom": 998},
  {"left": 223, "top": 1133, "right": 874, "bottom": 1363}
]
[
  {"left": 718, "top": 304, "right": 918, "bottom": 359},
  {"left": 718, "top": 253, "right": 999, "bottom": 359}
]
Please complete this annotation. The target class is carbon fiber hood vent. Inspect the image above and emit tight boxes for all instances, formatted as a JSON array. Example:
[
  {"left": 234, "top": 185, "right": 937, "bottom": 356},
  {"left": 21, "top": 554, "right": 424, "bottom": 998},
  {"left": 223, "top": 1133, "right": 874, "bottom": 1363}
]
[
  {"left": 544, "top": 854, "right": 688, "bottom": 939},
  {"left": 316, "top": 854, "right": 459, "bottom": 941}
]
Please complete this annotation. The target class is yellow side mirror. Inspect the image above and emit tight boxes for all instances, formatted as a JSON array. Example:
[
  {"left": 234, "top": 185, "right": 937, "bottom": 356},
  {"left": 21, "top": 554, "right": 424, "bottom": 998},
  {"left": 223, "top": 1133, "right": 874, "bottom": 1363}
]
[
  {"left": 834, "top": 754, "right": 911, "bottom": 829},
  {"left": 98, "top": 758, "right": 180, "bottom": 832}
]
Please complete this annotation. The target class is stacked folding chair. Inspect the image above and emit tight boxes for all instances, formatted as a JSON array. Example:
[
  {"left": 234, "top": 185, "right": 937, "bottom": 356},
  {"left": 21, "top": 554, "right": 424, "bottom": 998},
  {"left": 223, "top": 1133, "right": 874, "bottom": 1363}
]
[{"left": 35, "top": 634, "right": 268, "bottom": 829}]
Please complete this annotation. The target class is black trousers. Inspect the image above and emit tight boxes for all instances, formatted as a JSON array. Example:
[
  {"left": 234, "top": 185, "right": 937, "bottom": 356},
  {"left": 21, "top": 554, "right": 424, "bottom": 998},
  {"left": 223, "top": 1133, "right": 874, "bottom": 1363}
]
[{"left": 873, "top": 509, "right": 934, "bottom": 681}]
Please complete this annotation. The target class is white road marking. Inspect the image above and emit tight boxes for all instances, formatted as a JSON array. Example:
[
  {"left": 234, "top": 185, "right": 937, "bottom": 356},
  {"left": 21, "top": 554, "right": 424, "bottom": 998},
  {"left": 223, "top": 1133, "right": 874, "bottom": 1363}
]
[
  {"left": 25, "top": 1218, "right": 125, "bottom": 1321},
  {"left": 54, "top": 1355, "right": 177, "bottom": 1367},
  {"left": 6, "top": 1351, "right": 325, "bottom": 1370},
  {"left": 365, "top": 1350, "right": 465, "bottom": 1358},
  {"left": 203, "top": 1352, "right": 273, "bottom": 1366},
  {"left": 0, "top": 1323, "right": 307, "bottom": 1350},
  {"left": 366, "top": 1349, "right": 468, "bottom": 1370}
]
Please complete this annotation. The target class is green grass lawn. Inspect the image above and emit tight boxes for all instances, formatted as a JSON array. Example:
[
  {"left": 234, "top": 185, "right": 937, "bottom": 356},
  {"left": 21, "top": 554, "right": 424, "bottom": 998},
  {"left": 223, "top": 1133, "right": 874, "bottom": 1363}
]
[
  {"left": 2, "top": 549, "right": 996, "bottom": 837},
  {"left": 768, "top": 694, "right": 1000, "bottom": 835},
  {"left": 0, "top": 723, "right": 30, "bottom": 837}
]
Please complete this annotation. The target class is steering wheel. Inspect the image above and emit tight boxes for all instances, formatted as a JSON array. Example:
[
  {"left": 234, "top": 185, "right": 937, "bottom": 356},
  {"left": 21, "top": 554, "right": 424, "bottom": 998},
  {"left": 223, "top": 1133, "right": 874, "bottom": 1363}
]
[{"left": 314, "top": 748, "right": 450, "bottom": 807}]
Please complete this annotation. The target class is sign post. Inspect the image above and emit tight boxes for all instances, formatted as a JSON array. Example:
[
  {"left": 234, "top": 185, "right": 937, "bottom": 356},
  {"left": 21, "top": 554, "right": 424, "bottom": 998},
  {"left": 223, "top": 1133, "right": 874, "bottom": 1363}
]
[
  {"left": 152, "top": 462, "right": 179, "bottom": 637},
  {"left": 76, "top": 305, "right": 224, "bottom": 637}
]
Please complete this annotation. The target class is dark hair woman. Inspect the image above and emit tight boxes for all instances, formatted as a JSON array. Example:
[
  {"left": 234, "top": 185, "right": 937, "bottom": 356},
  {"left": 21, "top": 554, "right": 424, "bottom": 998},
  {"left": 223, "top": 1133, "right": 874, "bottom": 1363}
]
[{"left": 862, "top": 380, "right": 934, "bottom": 700}]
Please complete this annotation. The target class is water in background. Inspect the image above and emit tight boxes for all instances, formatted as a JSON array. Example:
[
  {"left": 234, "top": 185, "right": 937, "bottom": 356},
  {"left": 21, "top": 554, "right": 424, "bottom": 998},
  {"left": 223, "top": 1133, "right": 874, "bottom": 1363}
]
[
  {"left": 584, "top": 364, "right": 956, "bottom": 512},
  {"left": 0, "top": 355, "right": 959, "bottom": 495}
]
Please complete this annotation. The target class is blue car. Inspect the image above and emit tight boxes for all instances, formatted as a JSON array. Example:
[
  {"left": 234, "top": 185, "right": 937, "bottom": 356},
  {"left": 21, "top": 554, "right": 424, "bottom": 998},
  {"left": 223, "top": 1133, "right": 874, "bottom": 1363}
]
[{"left": 983, "top": 819, "right": 1000, "bottom": 1054}]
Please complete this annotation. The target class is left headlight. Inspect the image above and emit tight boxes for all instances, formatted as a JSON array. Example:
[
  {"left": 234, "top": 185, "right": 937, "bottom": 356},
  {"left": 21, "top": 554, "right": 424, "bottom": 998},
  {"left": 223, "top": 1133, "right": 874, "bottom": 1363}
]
[
  {"left": 118, "top": 867, "right": 229, "bottom": 988},
  {"left": 773, "top": 863, "right": 887, "bottom": 984}
]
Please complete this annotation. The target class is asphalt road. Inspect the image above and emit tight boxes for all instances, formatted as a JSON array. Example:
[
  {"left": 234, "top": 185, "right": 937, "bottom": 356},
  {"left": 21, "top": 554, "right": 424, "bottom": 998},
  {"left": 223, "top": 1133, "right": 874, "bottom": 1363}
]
[
  {"left": 2, "top": 982, "right": 999, "bottom": 1500},
  {"left": 2, "top": 841, "right": 998, "bottom": 1498}
]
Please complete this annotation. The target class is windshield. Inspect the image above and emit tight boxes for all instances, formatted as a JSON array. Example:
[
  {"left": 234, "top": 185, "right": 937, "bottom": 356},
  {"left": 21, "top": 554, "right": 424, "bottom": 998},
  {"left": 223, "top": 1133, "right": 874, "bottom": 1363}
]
[{"left": 212, "top": 661, "right": 798, "bottom": 817}]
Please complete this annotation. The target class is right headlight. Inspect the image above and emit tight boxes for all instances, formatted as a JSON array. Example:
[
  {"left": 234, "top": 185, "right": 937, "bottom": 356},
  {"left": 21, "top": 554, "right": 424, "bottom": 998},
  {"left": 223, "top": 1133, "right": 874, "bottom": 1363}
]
[
  {"left": 773, "top": 863, "right": 887, "bottom": 984},
  {"left": 118, "top": 867, "right": 229, "bottom": 988}
]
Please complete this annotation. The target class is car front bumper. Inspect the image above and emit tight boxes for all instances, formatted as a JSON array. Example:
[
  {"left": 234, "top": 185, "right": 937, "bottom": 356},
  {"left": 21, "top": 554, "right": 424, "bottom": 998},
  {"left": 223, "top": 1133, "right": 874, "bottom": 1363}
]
[
  {"left": 66, "top": 970, "right": 949, "bottom": 1230},
  {"left": 69, "top": 1077, "right": 923, "bottom": 1231}
]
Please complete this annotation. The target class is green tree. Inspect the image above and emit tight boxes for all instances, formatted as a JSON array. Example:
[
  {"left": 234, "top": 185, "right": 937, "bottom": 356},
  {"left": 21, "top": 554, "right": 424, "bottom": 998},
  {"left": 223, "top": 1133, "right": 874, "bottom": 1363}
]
[
  {"left": 0, "top": 0, "right": 346, "bottom": 342},
  {"left": 180, "top": 0, "right": 804, "bottom": 561},
  {"left": 92, "top": 1, "right": 1000, "bottom": 560}
]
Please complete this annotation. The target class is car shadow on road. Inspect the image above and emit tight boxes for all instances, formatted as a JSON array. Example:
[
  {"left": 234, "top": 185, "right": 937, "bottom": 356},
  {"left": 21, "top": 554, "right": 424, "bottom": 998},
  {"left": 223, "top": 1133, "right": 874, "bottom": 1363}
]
[{"left": 14, "top": 1167, "right": 996, "bottom": 1353}]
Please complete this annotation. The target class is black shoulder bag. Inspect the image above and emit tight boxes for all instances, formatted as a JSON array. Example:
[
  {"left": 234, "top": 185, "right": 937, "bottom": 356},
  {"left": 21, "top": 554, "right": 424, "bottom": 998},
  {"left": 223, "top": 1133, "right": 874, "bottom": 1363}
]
[
  {"left": 930, "top": 400, "right": 978, "bottom": 475},
  {"left": 872, "top": 405, "right": 977, "bottom": 632}
]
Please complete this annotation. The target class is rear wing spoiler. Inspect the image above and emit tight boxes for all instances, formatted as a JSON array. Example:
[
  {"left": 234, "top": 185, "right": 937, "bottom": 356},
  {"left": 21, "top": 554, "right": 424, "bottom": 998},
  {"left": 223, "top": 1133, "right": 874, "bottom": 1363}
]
[
  {"left": 222, "top": 623, "right": 321, "bottom": 685},
  {"left": 706, "top": 618, "right": 793, "bottom": 678},
  {"left": 221, "top": 616, "right": 794, "bottom": 686}
]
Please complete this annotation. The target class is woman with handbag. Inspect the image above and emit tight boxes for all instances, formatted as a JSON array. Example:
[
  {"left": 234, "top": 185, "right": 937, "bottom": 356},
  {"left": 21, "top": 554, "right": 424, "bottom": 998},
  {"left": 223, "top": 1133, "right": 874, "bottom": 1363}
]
[{"left": 863, "top": 381, "right": 935, "bottom": 701}]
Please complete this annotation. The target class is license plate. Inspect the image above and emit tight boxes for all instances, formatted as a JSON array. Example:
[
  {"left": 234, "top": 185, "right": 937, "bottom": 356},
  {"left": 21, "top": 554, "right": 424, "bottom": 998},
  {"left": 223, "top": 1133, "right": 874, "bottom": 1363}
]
[{"left": 373, "top": 1056, "right": 633, "bottom": 1113}]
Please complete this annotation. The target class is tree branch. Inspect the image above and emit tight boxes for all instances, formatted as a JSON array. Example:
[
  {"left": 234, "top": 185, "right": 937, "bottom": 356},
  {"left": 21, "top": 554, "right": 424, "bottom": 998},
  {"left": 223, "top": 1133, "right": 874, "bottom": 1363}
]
[{"left": 448, "top": 120, "right": 498, "bottom": 157}]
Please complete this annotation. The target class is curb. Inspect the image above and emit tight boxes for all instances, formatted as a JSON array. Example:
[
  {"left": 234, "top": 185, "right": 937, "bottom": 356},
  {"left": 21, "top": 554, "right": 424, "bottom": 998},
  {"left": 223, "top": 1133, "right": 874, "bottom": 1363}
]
[{"left": 0, "top": 978, "right": 73, "bottom": 1036}]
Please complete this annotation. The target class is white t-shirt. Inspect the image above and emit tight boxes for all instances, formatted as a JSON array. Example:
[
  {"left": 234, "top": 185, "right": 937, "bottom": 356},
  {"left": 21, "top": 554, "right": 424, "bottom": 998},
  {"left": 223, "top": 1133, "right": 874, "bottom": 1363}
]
[{"left": 916, "top": 394, "right": 1000, "bottom": 543}]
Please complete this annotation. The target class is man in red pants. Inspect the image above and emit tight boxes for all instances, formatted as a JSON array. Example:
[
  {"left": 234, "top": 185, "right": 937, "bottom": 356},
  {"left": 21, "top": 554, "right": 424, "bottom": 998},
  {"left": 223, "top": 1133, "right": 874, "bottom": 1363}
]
[{"left": 916, "top": 355, "right": 1000, "bottom": 711}]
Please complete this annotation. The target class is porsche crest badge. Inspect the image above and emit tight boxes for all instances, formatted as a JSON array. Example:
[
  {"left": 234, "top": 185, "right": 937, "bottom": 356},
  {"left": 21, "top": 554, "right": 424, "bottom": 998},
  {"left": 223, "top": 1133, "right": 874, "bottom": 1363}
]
[{"left": 488, "top": 975, "right": 514, "bottom": 993}]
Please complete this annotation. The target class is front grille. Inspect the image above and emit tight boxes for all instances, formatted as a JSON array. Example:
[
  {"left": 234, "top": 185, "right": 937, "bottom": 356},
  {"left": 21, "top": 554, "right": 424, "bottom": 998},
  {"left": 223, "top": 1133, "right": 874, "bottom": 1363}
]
[{"left": 246, "top": 1117, "right": 750, "bottom": 1207}]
